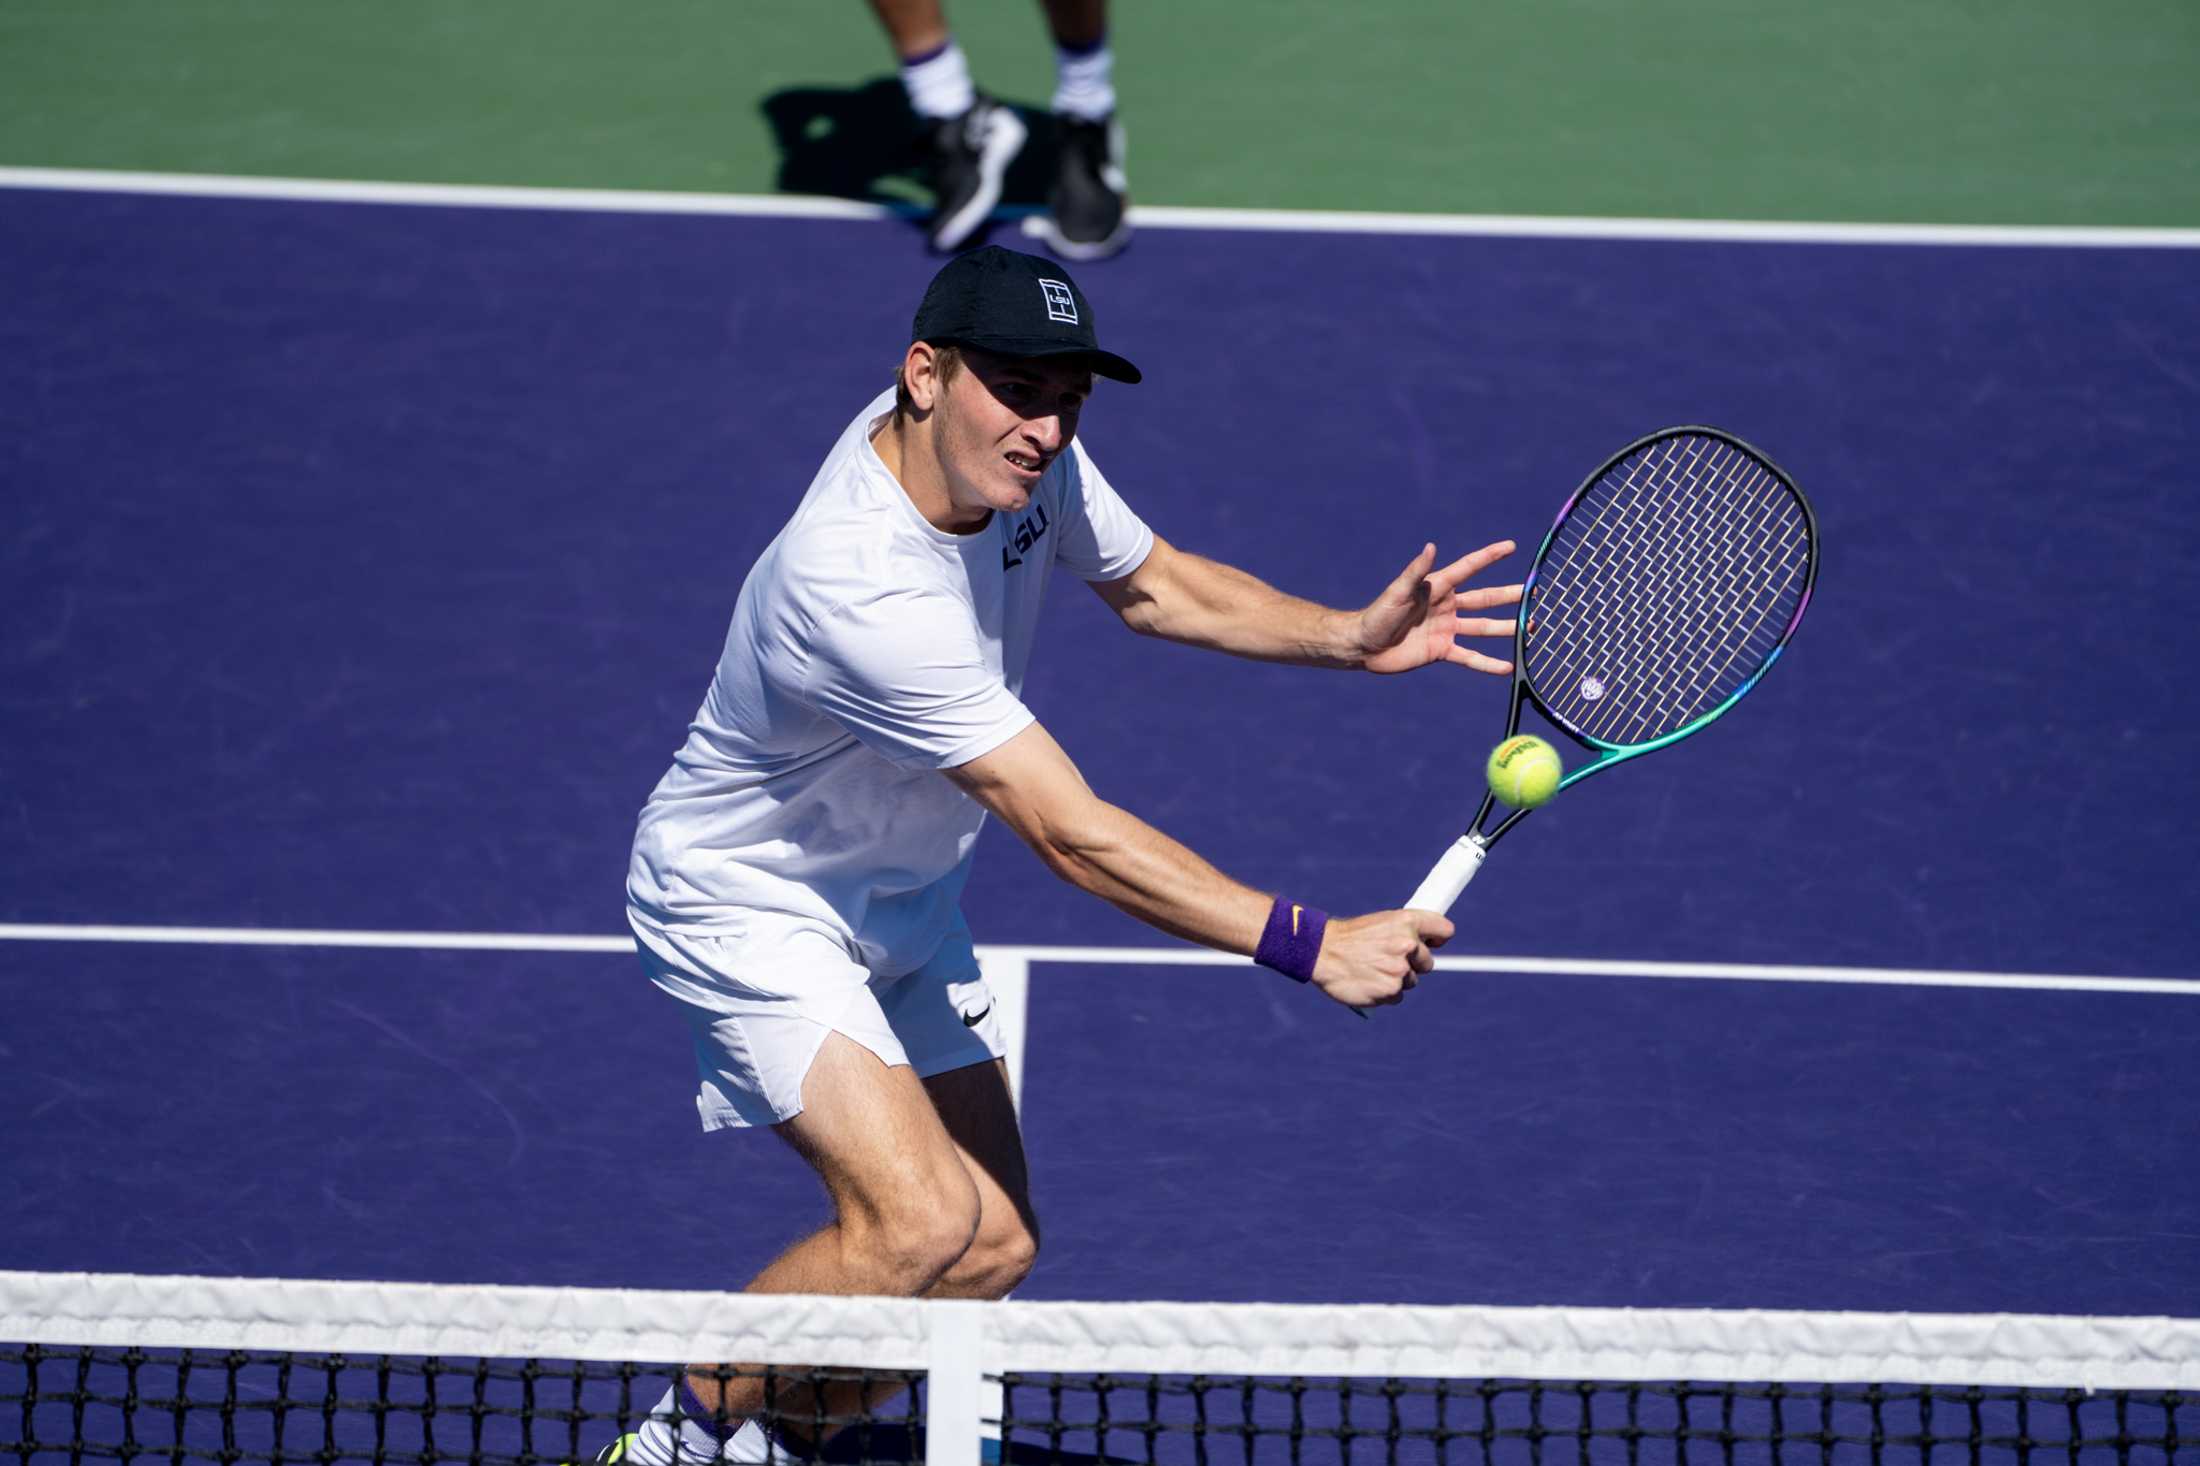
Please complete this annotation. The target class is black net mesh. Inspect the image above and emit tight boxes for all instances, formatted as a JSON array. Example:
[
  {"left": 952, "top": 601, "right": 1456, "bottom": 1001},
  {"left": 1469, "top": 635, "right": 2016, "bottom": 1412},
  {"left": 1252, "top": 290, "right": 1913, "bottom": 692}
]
[
  {"left": 3, "top": 1347, "right": 921, "bottom": 1466},
  {"left": 8, "top": 1343, "right": 2189, "bottom": 1466},
  {"left": 998, "top": 1371, "right": 2189, "bottom": 1465}
]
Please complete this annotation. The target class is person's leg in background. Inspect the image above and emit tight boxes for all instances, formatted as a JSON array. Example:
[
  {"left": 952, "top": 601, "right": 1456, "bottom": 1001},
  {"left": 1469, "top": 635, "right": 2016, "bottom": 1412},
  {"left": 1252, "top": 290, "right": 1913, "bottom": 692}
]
[
  {"left": 868, "top": 0, "right": 1029, "bottom": 251},
  {"left": 1026, "top": 0, "right": 1130, "bottom": 261}
]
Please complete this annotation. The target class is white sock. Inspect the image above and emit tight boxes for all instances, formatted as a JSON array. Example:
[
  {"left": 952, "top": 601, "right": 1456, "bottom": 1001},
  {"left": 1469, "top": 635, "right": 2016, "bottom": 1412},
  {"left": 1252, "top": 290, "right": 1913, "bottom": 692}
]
[
  {"left": 717, "top": 1418, "right": 781, "bottom": 1465},
  {"left": 1052, "top": 39, "right": 1115, "bottom": 121},
  {"left": 620, "top": 1383, "right": 733, "bottom": 1466},
  {"left": 901, "top": 40, "right": 976, "bottom": 121}
]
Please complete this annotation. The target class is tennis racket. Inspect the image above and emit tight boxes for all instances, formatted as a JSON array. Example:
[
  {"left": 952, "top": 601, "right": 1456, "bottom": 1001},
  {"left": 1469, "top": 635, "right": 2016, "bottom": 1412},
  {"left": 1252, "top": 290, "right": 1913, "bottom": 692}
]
[{"left": 1406, "top": 426, "right": 1819, "bottom": 914}]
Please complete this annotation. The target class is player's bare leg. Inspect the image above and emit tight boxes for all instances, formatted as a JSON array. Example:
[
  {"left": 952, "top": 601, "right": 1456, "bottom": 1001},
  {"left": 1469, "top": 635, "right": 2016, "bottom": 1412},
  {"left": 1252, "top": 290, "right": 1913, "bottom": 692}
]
[
  {"left": 674, "top": 1038, "right": 1038, "bottom": 1454},
  {"left": 865, "top": 0, "right": 950, "bottom": 58},
  {"left": 720, "top": 1057, "right": 1040, "bottom": 1451},
  {"left": 737, "top": 1034, "right": 983, "bottom": 1299},
  {"left": 1037, "top": 0, "right": 1105, "bottom": 48},
  {"left": 917, "top": 1056, "right": 1039, "bottom": 1299}
]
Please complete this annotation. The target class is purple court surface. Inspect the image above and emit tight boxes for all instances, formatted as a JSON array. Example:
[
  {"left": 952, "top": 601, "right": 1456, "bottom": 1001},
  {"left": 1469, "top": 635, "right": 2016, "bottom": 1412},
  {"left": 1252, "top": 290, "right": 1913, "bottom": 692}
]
[{"left": 3, "top": 190, "right": 2196, "bottom": 1316}]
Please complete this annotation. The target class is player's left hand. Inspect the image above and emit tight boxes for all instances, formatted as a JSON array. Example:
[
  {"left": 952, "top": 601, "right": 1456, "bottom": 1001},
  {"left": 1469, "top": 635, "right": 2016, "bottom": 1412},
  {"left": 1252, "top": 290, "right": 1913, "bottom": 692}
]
[{"left": 1357, "top": 541, "right": 1522, "bottom": 675}]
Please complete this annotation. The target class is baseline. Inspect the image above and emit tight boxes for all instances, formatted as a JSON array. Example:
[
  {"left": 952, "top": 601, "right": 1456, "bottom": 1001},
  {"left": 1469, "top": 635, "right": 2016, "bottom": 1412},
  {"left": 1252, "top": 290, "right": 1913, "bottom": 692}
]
[{"left": 5, "top": 167, "right": 2199, "bottom": 249}]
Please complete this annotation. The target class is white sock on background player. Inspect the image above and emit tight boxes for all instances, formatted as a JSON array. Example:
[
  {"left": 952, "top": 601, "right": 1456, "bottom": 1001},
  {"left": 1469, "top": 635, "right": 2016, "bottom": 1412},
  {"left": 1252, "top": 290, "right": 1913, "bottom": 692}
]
[
  {"left": 901, "top": 39, "right": 977, "bottom": 120},
  {"left": 1051, "top": 36, "right": 1115, "bottom": 121}
]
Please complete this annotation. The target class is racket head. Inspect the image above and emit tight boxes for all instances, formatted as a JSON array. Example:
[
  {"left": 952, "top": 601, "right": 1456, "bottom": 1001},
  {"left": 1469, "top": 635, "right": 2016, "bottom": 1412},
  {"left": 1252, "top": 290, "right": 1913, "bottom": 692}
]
[{"left": 1514, "top": 426, "right": 1818, "bottom": 777}]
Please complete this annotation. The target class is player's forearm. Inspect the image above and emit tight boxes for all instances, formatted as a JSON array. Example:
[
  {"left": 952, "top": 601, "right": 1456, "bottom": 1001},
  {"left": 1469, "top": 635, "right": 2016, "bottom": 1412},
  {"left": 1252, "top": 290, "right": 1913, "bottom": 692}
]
[
  {"left": 1028, "top": 797, "right": 1274, "bottom": 953},
  {"left": 1127, "top": 550, "right": 1364, "bottom": 667},
  {"left": 948, "top": 723, "right": 1305, "bottom": 955}
]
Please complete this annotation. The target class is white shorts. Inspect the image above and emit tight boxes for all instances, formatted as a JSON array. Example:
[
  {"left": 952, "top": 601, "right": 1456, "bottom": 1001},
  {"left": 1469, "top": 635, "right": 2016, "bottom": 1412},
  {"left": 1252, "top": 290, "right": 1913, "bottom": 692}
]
[{"left": 628, "top": 906, "right": 1007, "bottom": 1132}]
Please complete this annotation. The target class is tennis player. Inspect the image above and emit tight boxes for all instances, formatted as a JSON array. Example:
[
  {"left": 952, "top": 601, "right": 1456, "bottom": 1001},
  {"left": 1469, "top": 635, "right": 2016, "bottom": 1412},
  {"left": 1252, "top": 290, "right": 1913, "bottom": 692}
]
[{"left": 614, "top": 246, "right": 1521, "bottom": 1465}]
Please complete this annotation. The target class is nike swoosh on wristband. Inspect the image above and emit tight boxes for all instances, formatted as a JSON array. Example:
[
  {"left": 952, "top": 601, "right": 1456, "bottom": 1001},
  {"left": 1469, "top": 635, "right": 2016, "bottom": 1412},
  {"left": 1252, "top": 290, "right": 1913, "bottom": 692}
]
[{"left": 960, "top": 1003, "right": 993, "bottom": 1027}]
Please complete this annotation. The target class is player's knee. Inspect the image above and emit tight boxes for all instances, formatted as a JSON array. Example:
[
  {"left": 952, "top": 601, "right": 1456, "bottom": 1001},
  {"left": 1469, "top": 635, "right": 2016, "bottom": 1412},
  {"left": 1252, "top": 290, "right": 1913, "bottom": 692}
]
[
  {"left": 900, "top": 1202, "right": 984, "bottom": 1293},
  {"left": 861, "top": 1180, "right": 982, "bottom": 1295},
  {"left": 1006, "top": 1215, "right": 1041, "bottom": 1283},
  {"left": 956, "top": 1207, "right": 1040, "bottom": 1299},
  {"left": 987, "top": 1215, "right": 1041, "bottom": 1294}
]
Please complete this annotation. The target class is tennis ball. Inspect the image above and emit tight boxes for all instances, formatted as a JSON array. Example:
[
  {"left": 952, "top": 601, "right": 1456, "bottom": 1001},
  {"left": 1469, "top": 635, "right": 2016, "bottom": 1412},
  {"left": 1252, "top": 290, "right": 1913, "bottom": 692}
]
[{"left": 1487, "top": 735, "right": 1562, "bottom": 809}]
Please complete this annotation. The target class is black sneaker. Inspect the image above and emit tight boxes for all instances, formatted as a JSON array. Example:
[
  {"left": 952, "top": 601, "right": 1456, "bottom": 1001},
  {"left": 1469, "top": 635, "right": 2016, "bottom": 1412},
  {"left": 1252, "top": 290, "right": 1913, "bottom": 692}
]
[
  {"left": 1024, "top": 114, "right": 1130, "bottom": 261},
  {"left": 925, "top": 96, "right": 1028, "bottom": 252}
]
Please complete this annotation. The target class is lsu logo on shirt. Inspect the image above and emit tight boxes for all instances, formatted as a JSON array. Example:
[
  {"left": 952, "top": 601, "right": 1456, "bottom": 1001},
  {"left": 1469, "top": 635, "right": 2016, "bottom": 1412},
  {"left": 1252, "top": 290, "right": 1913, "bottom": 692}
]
[{"left": 1001, "top": 502, "right": 1051, "bottom": 571}]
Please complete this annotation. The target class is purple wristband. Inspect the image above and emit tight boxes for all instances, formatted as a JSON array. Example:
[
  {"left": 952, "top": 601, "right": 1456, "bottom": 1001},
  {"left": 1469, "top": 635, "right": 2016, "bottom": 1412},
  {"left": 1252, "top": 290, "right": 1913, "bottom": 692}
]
[{"left": 1254, "top": 896, "right": 1328, "bottom": 983}]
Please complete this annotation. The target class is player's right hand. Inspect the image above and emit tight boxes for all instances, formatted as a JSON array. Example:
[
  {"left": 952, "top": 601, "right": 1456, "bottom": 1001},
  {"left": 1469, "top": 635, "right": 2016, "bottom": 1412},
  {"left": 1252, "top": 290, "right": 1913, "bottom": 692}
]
[{"left": 1311, "top": 909, "right": 1455, "bottom": 1009}]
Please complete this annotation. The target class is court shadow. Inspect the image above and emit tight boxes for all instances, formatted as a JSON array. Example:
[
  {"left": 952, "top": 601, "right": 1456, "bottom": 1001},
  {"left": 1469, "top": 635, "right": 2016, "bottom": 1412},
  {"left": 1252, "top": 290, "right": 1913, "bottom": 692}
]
[{"left": 760, "top": 79, "right": 1058, "bottom": 246}]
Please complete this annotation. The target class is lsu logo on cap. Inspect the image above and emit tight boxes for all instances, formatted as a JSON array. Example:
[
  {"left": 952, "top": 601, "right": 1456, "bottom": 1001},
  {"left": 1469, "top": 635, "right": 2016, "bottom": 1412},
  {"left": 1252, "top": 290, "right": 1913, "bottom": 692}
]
[{"left": 1038, "top": 279, "right": 1079, "bottom": 324}]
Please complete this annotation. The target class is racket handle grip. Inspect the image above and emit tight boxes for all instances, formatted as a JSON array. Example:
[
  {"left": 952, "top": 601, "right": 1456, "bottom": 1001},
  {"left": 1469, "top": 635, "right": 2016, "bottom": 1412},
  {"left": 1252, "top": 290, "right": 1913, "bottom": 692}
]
[{"left": 1406, "top": 837, "right": 1487, "bottom": 915}]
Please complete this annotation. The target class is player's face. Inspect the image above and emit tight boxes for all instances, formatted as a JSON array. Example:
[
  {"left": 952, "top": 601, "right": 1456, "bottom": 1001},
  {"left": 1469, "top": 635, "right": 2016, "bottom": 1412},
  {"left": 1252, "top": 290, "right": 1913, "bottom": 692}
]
[{"left": 933, "top": 349, "right": 1092, "bottom": 522}]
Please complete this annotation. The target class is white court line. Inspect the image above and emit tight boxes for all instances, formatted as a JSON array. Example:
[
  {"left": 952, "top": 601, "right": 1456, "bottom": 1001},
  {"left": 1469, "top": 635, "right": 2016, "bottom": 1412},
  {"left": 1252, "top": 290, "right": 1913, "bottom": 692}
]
[
  {"left": 4, "top": 166, "right": 2198, "bottom": 249},
  {"left": 985, "top": 944, "right": 2200, "bottom": 996},
  {"left": 0, "top": 167, "right": 901, "bottom": 222},
  {"left": 0, "top": 923, "right": 634, "bottom": 954},
  {"left": 0, "top": 923, "right": 2189, "bottom": 996}
]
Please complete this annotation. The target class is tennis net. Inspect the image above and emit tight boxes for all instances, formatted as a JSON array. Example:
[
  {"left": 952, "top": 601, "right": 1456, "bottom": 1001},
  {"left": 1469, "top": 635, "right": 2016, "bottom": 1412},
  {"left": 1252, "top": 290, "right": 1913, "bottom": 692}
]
[{"left": 5, "top": 1271, "right": 2194, "bottom": 1466}]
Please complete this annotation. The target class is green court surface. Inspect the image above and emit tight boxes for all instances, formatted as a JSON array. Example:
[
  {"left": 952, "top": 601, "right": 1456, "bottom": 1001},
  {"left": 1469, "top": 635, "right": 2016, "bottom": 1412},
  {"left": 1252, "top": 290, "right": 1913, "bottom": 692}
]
[{"left": 3, "top": 0, "right": 2195, "bottom": 224}]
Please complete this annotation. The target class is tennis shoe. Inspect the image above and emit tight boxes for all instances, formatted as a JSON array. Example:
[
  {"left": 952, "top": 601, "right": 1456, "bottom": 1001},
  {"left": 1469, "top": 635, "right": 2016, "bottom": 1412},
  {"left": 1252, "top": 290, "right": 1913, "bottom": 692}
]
[
  {"left": 1023, "top": 113, "right": 1130, "bottom": 262},
  {"left": 926, "top": 96, "right": 1028, "bottom": 252}
]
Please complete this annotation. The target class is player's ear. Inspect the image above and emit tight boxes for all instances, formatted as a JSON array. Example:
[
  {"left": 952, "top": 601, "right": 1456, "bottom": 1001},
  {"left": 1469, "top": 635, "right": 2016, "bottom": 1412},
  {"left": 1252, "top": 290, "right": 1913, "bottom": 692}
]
[{"left": 903, "top": 341, "right": 945, "bottom": 413}]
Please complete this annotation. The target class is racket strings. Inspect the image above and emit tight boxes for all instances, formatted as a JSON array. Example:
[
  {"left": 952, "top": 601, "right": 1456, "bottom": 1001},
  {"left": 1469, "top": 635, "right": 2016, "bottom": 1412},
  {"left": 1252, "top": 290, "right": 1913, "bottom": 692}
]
[
  {"left": 1547, "top": 442, "right": 1805, "bottom": 742},
  {"left": 1531, "top": 441, "right": 1734, "bottom": 740},
  {"left": 1525, "top": 433, "right": 1811, "bottom": 746},
  {"left": 1602, "top": 448, "right": 1800, "bottom": 738},
  {"left": 1552, "top": 446, "right": 1797, "bottom": 744},
  {"left": 1545, "top": 443, "right": 1747, "bottom": 738}
]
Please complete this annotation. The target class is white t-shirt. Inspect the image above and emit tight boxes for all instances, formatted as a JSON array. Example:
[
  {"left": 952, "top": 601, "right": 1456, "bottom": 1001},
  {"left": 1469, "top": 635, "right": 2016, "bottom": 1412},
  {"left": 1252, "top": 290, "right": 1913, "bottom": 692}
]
[{"left": 627, "top": 388, "right": 1154, "bottom": 974}]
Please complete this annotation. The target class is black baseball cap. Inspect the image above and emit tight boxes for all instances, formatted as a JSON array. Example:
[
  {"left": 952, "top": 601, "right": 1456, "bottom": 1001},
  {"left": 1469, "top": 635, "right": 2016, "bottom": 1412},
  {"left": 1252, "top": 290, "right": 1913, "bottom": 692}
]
[{"left": 911, "top": 246, "right": 1141, "bottom": 385}]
